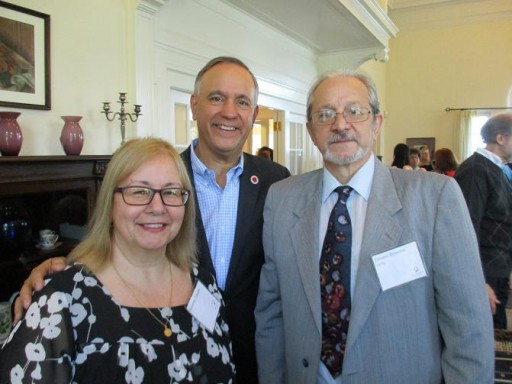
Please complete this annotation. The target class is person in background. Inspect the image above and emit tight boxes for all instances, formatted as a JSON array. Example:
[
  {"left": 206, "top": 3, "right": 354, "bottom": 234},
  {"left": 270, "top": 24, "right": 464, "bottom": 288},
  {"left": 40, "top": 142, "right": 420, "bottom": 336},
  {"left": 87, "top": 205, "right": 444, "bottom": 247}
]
[
  {"left": 257, "top": 146, "right": 274, "bottom": 161},
  {"left": 432, "top": 148, "right": 458, "bottom": 177},
  {"left": 419, "top": 145, "right": 433, "bottom": 171},
  {"left": 255, "top": 69, "right": 494, "bottom": 383},
  {"left": 0, "top": 138, "right": 235, "bottom": 382},
  {"left": 391, "top": 143, "right": 412, "bottom": 170},
  {"left": 13, "top": 56, "right": 290, "bottom": 383},
  {"left": 455, "top": 113, "right": 512, "bottom": 329},
  {"left": 409, "top": 147, "right": 426, "bottom": 171}
]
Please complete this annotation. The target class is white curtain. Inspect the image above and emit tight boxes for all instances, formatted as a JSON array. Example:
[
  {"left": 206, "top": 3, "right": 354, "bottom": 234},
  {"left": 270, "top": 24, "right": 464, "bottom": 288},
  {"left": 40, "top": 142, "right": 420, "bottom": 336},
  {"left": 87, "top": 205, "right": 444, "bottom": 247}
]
[{"left": 453, "top": 109, "right": 477, "bottom": 162}]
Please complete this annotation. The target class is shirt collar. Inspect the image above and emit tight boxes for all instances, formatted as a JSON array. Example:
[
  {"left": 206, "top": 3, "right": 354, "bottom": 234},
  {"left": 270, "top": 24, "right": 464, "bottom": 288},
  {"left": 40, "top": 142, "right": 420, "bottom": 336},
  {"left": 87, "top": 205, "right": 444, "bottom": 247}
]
[
  {"left": 476, "top": 147, "right": 506, "bottom": 168},
  {"left": 322, "top": 155, "right": 375, "bottom": 203},
  {"left": 190, "top": 138, "right": 244, "bottom": 178}
]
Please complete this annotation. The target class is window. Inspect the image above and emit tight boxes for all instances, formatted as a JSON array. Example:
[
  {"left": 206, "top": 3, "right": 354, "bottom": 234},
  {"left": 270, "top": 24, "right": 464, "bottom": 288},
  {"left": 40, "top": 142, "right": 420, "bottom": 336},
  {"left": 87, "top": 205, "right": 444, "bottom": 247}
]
[{"left": 468, "top": 115, "right": 488, "bottom": 155}]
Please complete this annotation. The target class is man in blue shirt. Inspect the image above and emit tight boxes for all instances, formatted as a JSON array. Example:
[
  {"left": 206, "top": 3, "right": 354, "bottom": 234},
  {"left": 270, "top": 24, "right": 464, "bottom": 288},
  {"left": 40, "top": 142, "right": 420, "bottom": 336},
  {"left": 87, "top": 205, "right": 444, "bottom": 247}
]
[{"left": 181, "top": 57, "right": 290, "bottom": 382}]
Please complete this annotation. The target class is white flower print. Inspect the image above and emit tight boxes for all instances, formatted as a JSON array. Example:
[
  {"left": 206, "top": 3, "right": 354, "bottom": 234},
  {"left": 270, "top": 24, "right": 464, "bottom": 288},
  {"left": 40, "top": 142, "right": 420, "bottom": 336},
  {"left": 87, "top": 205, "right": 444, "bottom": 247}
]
[
  {"left": 70, "top": 303, "right": 87, "bottom": 327},
  {"left": 30, "top": 362, "right": 42, "bottom": 380},
  {"left": 126, "top": 359, "right": 144, "bottom": 384},
  {"left": 9, "top": 364, "right": 24, "bottom": 384},
  {"left": 120, "top": 307, "right": 130, "bottom": 322},
  {"left": 72, "top": 287, "right": 82, "bottom": 300},
  {"left": 0, "top": 265, "right": 235, "bottom": 383},
  {"left": 25, "top": 342, "right": 46, "bottom": 361},
  {"left": 205, "top": 333, "right": 220, "bottom": 357},
  {"left": 47, "top": 292, "right": 68, "bottom": 313},
  {"left": 84, "top": 276, "right": 97, "bottom": 287},
  {"left": 118, "top": 340, "right": 131, "bottom": 367},
  {"left": 4, "top": 319, "right": 21, "bottom": 344},
  {"left": 73, "top": 271, "right": 84, "bottom": 282},
  {"left": 40, "top": 313, "right": 62, "bottom": 339},
  {"left": 37, "top": 295, "right": 47, "bottom": 307},
  {"left": 168, "top": 353, "right": 191, "bottom": 382},
  {"left": 137, "top": 338, "right": 164, "bottom": 363},
  {"left": 25, "top": 302, "right": 42, "bottom": 329},
  {"left": 88, "top": 314, "right": 97, "bottom": 325},
  {"left": 219, "top": 344, "right": 231, "bottom": 365}
]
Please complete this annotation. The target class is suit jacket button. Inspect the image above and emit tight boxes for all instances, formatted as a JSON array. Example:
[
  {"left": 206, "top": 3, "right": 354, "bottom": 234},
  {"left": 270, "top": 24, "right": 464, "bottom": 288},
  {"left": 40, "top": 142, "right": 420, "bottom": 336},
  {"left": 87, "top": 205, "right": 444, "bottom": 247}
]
[{"left": 302, "top": 359, "right": 309, "bottom": 367}]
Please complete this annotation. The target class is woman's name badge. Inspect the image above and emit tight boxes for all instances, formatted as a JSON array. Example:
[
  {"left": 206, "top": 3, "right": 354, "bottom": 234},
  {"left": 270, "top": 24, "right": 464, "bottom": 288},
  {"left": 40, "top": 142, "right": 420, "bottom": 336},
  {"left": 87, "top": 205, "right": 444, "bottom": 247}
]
[
  {"left": 371, "top": 241, "right": 427, "bottom": 291},
  {"left": 186, "top": 281, "right": 220, "bottom": 332}
]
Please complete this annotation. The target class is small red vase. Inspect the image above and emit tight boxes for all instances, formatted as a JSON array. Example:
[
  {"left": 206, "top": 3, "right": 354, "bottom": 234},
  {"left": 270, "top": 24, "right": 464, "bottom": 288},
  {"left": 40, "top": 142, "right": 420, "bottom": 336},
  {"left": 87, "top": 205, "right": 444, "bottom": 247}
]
[
  {"left": 0, "top": 112, "right": 22, "bottom": 156},
  {"left": 60, "top": 116, "right": 84, "bottom": 155}
]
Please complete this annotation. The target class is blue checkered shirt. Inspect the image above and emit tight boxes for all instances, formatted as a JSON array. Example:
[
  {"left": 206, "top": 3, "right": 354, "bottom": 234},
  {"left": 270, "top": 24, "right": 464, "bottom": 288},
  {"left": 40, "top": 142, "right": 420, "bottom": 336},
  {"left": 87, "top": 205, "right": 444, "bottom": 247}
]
[{"left": 190, "top": 140, "right": 242, "bottom": 290}]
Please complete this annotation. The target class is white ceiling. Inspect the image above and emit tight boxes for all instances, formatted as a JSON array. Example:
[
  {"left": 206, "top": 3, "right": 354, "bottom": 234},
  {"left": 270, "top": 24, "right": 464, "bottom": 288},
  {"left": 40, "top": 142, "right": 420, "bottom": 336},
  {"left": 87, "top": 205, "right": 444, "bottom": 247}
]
[{"left": 219, "top": 0, "right": 397, "bottom": 53}]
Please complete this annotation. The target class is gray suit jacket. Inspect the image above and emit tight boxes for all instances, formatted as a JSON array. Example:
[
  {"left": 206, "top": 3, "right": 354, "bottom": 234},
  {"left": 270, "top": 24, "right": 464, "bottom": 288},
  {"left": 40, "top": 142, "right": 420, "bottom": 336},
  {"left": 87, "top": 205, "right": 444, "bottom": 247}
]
[{"left": 255, "top": 158, "right": 494, "bottom": 384}]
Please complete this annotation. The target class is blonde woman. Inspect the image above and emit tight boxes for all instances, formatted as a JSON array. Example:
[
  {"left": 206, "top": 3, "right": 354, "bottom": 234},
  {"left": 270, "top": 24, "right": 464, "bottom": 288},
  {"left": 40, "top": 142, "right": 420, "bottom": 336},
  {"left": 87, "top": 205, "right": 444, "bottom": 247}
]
[{"left": 0, "top": 138, "right": 235, "bottom": 383}]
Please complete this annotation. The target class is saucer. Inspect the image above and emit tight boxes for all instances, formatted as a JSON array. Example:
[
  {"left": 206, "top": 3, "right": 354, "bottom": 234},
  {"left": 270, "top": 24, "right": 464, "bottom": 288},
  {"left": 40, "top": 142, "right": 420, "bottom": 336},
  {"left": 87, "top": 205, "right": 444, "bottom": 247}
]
[{"left": 36, "top": 241, "right": 62, "bottom": 251}]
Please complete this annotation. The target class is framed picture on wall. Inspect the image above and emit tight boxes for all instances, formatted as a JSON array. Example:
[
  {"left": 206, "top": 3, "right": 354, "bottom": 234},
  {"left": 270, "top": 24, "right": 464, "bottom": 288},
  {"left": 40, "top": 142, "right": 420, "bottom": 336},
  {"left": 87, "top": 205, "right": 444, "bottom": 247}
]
[
  {"left": 0, "top": 1, "right": 50, "bottom": 110},
  {"left": 406, "top": 137, "right": 435, "bottom": 155}
]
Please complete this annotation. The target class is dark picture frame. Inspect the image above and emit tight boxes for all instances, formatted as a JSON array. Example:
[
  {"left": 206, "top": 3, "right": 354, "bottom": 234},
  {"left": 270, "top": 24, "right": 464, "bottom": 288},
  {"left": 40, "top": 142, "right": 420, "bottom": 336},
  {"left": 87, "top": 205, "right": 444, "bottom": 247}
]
[
  {"left": 406, "top": 137, "right": 435, "bottom": 156},
  {"left": 0, "top": 1, "right": 50, "bottom": 110}
]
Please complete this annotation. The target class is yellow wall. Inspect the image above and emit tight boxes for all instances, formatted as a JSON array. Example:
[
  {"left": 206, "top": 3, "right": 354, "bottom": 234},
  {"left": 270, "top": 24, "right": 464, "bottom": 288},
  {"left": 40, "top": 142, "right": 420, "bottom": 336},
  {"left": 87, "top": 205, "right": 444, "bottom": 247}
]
[
  {"left": 0, "top": 0, "right": 135, "bottom": 155},
  {"left": 384, "top": 19, "right": 512, "bottom": 164}
]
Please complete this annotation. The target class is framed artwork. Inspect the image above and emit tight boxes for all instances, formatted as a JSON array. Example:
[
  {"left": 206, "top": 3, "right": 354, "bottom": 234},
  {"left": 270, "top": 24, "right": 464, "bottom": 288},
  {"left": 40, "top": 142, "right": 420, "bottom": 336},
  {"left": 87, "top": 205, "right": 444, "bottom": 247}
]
[
  {"left": 406, "top": 137, "right": 435, "bottom": 155},
  {"left": 0, "top": 1, "right": 50, "bottom": 110}
]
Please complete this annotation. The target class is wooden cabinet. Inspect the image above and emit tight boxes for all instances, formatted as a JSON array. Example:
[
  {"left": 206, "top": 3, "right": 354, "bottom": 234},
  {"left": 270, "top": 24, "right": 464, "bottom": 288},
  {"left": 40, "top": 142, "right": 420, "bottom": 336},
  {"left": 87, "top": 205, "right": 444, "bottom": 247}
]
[{"left": 0, "top": 155, "right": 110, "bottom": 300}]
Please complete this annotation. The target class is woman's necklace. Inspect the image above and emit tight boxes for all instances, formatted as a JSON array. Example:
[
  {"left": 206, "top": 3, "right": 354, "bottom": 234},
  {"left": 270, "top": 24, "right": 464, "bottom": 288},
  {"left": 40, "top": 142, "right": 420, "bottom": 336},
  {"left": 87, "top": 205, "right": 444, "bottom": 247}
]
[{"left": 112, "top": 263, "right": 173, "bottom": 338}]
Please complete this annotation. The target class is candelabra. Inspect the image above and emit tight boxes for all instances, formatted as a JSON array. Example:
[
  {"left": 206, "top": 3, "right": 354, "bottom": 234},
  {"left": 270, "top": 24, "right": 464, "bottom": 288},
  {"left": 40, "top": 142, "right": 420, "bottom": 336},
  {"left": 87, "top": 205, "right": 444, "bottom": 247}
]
[{"left": 101, "top": 93, "right": 142, "bottom": 145}]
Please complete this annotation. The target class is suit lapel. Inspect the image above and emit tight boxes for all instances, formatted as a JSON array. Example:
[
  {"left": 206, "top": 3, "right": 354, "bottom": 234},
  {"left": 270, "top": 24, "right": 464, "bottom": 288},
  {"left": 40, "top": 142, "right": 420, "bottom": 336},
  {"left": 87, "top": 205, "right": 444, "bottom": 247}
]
[
  {"left": 224, "top": 154, "right": 261, "bottom": 293},
  {"left": 181, "top": 147, "right": 215, "bottom": 275},
  {"left": 345, "top": 161, "right": 403, "bottom": 355},
  {"left": 290, "top": 170, "right": 323, "bottom": 334}
]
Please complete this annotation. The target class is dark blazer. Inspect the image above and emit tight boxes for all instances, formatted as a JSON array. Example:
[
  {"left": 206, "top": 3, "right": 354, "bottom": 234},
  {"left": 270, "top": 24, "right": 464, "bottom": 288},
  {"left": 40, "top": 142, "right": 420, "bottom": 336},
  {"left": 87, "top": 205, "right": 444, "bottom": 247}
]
[
  {"left": 455, "top": 152, "right": 512, "bottom": 278},
  {"left": 181, "top": 146, "right": 290, "bottom": 383}
]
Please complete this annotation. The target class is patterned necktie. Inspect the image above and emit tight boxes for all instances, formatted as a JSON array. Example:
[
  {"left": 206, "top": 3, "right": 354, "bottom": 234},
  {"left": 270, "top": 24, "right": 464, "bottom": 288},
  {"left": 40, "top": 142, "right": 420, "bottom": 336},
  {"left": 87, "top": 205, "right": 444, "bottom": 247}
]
[{"left": 320, "top": 186, "right": 353, "bottom": 378}]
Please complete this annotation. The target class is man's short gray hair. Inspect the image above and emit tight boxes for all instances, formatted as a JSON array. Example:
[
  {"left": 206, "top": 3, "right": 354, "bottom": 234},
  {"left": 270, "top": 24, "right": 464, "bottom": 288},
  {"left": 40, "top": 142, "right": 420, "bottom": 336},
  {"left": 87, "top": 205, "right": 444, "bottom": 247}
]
[{"left": 306, "top": 69, "right": 380, "bottom": 122}]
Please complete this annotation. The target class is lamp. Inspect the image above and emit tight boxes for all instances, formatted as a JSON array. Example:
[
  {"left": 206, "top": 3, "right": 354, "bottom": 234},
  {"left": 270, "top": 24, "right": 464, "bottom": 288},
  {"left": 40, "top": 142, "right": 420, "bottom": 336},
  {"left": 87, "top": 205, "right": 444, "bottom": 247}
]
[{"left": 101, "top": 93, "right": 142, "bottom": 145}]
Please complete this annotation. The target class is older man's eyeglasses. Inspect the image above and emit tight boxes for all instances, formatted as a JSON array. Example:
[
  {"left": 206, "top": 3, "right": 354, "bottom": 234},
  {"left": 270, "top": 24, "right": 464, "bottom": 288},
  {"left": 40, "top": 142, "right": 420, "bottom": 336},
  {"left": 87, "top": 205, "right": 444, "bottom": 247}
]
[
  {"left": 115, "top": 186, "right": 190, "bottom": 206},
  {"left": 312, "top": 106, "right": 373, "bottom": 125}
]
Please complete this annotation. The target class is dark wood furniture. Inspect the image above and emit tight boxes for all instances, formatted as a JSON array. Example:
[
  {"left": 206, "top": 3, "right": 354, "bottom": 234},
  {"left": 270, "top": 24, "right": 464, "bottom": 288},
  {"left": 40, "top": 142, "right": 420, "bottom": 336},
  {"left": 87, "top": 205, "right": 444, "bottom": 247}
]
[{"left": 0, "top": 155, "right": 110, "bottom": 300}]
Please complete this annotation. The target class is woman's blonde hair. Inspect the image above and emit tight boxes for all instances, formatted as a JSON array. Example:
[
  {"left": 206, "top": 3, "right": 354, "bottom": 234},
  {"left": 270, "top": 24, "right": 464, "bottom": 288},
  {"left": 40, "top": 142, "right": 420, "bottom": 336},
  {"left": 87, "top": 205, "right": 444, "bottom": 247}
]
[{"left": 68, "top": 138, "right": 197, "bottom": 273}]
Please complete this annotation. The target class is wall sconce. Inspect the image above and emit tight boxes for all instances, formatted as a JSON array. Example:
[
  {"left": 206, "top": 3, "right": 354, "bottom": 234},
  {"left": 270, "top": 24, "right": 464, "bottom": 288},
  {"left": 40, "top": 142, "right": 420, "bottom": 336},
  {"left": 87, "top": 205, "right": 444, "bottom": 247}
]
[{"left": 101, "top": 92, "right": 142, "bottom": 145}]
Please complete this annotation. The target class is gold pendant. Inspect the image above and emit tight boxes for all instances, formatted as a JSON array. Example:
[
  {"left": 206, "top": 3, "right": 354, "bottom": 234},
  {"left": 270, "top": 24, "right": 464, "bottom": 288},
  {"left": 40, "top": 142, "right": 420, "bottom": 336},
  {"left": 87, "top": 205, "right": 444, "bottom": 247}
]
[{"left": 164, "top": 327, "right": 172, "bottom": 337}]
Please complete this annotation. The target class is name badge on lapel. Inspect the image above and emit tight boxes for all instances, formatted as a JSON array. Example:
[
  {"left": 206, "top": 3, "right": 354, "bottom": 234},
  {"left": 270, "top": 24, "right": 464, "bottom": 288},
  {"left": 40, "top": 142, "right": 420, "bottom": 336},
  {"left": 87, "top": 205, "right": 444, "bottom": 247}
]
[
  {"left": 186, "top": 281, "right": 220, "bottom": 333},
  {"left": 371, "top": 241, "right": 427, "bottom": 291}
]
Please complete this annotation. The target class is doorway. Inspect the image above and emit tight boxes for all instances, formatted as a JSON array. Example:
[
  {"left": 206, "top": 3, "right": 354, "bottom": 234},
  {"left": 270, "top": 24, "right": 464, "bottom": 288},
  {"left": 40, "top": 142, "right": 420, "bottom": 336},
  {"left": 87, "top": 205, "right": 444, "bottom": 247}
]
[{"left": 244, "top": 106, "right": 284, "bottom": 163}]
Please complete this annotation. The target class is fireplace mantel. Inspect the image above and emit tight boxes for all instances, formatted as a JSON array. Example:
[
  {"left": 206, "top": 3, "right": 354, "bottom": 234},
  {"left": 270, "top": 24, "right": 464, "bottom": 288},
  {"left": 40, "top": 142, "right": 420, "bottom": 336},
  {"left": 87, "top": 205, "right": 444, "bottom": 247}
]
[{"left": 0, "top": 155, "right": 111, "bottom": 299}]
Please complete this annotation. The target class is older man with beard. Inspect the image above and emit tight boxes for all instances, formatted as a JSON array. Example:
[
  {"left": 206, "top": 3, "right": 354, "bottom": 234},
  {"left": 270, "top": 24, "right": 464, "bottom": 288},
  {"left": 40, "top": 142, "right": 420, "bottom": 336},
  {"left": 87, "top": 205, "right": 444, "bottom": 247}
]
[{"left": 255, "top": 69, "right": 494, "bottom": 384}]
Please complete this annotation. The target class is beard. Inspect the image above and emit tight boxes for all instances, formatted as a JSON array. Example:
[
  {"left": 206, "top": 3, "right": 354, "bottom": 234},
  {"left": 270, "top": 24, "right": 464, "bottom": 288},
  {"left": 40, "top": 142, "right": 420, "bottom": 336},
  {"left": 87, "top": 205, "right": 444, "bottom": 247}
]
[{"left": 322, "top": 131, "right": 372, "bottom": 166}]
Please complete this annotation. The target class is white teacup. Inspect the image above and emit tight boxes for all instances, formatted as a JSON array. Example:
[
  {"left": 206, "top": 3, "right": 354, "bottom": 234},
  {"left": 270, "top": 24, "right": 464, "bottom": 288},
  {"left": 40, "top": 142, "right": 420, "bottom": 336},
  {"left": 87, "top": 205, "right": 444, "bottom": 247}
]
[
  {"left": 39, "top": 233, "right": 59, "bottom": 248},
  {"left": 39, "top": 229, "right": 56, "bottom": 238}
]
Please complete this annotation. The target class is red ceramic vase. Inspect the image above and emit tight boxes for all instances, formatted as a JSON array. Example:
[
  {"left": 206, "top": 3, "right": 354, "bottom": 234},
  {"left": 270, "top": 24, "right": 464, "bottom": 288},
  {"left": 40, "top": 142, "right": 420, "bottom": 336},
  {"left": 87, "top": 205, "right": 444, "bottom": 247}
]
[
  {"left": 0, "top": 112, "right": 22, "bottom": 156},
  {"left": 60, "top": 116, "right": 84, "bottom": 155}
]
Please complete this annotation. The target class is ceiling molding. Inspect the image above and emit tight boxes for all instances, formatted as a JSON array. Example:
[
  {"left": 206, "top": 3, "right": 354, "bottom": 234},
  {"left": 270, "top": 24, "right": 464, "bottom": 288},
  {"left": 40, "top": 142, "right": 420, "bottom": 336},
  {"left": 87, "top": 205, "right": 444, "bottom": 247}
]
[{"left": 389, "top": 0, "right": 512, "bottom": 31}]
